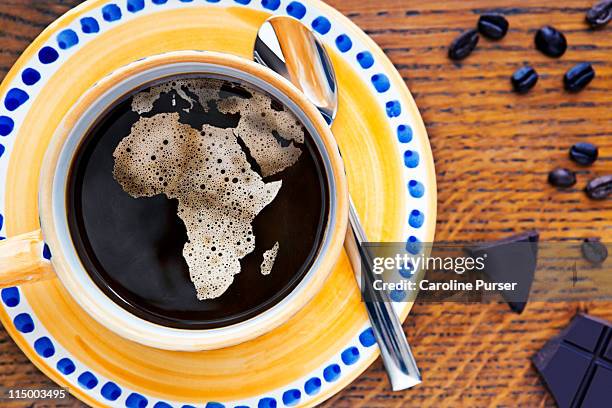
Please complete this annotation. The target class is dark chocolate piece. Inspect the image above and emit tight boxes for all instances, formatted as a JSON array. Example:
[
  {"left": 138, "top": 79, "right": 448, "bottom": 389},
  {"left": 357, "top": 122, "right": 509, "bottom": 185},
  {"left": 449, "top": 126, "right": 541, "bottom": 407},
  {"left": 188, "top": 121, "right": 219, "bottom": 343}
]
[
  {"left": 466, "top": 230, "right": 539, "bottom": 314},
  {"left": 533, "top": 314, "right": 612, "bottom": 408}
]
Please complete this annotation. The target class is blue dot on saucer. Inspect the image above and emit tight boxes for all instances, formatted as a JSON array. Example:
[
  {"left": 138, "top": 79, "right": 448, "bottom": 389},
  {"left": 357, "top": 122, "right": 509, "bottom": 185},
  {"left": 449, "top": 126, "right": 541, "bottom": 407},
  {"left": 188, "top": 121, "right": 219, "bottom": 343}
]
[
  {"left": 38, "top": 46, "right": 59, "bottom": 64},
  {"left": 57, "top": 29, "right": 79, "bottom": 49},
  {"left": 397, "top": 124, "right": 412, "bottom": 143},
  {"left": 42, "top": 243, "right": 52, "bottom": 260},
  {"left": 127, "top": 0, "right": 145, "bottom": 13},
  {"left": 386, "top": 100, "right": 401, "bottom": 117},
  {"left": 335, "top": 34, "right": 352, "bottom": 52},
  {"left": 323, "top": 364, "right": 341, "bottom": 382},
  {"left": 282, "top": 389, "right": 301, "bottom": 406},
  {"left": 22, "top": 68, "right": 41, "bottom": 85},
  {"left": 371, "top": 74, "right": 390, "bottom": 92},
  {"left": 102, "top": 4, "right": 122, "bottom": 22},
  {"left": 304, "top": 377, "right": 321, "bottom": 395},
  {"left": 13, "top": 313, "right": 34, "bottom": 333},
  {"left": 406, "top": 236, "right": 422, "bottom": 255},
  {"left": 286, "top": 1, "right": 306, "bottom": 19},
  {"left": 409, "top": 209, "right": 424, "bottom": 228},
  {"left": 356, "top": 51, "right": 374, "bottom": 69},
  {"left": 399, "top": 262, "right": 414, "bottom": 278},
  {"left": 0, "top": 116, "right": 14, "bottom": 137},
  {"left": 80, "top": 17, "right": 100, "bottom": 33},
  {"left": 34, "top": 336, "right": 55, "bottom": 358},
  {"left": 1, "top": 287, "right": 19, "bottom": 307},
  {"left": 408, "top": 180, "right": 424, "bottom": 198},
  {"left": 341, "top": 346, "right": 360, "bottom": 365},
  {"left": 78, "top": 371, "right": 98, "bottom": 389},
  {"left": 258, "top": 397, "right": 276, "bottom": 408},
  {"left": 403, "top": 150, "right": 419, "bottom": 168},
  {"left": 390, "top": 289, "right": 406, "bottom": 302},
  {"left": 101, "top": 381, "right": 122, "bottom": 401},
  {"left": 311, "top": 16, "right": 331, "bottom": 35},
  {"left": 359, "top": 327, "right": 376, "bottom": 347},
  {"left": 56, "top": 357, "right": 76, "bottom": 375},
  {"left": 262, "top": 0, "right": 280, "bottom": 10},
  {"left": 126, "top": 392, "right": 148, "bottom": 408},
  {"left": 4, "top": 88, "right": 29, "bottom": 111}
]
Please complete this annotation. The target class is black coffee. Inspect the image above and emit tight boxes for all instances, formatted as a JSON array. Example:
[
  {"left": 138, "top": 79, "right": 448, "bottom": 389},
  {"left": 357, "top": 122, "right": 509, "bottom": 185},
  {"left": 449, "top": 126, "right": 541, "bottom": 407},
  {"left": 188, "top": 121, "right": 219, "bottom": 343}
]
[{"left": 67, "top": 76, "right": 329, "bottom": 329}]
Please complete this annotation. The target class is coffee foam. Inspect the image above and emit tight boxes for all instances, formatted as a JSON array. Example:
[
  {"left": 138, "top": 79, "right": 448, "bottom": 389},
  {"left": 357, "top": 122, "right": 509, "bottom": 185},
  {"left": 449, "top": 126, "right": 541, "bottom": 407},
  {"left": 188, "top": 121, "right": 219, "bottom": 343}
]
[
  {"left": 260, "top": 242, "right": 279, "bottom": 275},
  {"left": 113, "top": 112, "right": 281, "bottom": 299},
  {"left": 131, "top": 78, "right": 223, "bottom": 115},
  {"left": 218, "top": 92, "right": 305, "bottom": 177},
  {"left": 132, "top": 77, "right": 306, "bottom": 178}
]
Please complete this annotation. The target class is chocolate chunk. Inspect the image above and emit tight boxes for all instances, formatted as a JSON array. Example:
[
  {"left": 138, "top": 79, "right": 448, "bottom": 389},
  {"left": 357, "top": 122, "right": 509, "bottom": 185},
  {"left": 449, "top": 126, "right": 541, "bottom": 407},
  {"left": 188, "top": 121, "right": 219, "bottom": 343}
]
[
  {"left": 533, "top": 314, "right": 612, "bottom": 408},
  {"left": 466, "top": 230, "right": 539, "bottom": 314},
  {"left": 582, "top": 365, "right": 612, "bottom": 407},
  {"left": 535, "top": 344, "right": 591, "bottom": 408},
  {"left": 564, "top": 312, "right": 606, "bottom": 351}
]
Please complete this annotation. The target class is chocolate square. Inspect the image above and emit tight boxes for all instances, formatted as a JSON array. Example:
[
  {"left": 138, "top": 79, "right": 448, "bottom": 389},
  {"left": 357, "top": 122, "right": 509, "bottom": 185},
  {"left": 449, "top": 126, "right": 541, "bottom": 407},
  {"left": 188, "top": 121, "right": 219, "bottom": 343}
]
[{"left": 533, "top": 314, "right": 612, "bottom": 408}]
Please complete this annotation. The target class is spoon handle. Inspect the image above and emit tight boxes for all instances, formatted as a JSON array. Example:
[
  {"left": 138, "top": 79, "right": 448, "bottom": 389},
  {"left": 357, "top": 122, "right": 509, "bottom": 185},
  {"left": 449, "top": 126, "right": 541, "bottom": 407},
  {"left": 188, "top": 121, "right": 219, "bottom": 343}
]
[{"left": 346, "top": 199, "right": 422, "bottom": 391}]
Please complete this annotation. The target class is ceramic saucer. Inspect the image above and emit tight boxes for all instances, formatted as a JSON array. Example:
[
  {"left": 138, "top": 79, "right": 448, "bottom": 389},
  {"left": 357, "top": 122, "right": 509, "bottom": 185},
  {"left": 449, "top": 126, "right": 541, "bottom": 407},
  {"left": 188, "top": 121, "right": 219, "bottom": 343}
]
[{"left": 0, "top": 0, "right": 435, "bottom": 406}]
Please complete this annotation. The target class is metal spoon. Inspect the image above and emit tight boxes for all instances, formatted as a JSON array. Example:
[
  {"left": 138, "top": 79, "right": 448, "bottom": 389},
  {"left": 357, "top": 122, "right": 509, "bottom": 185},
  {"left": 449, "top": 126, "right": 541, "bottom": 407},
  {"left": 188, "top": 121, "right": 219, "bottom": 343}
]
[{"left": 254, "top": 15, "right": 422, "bottom": 391}]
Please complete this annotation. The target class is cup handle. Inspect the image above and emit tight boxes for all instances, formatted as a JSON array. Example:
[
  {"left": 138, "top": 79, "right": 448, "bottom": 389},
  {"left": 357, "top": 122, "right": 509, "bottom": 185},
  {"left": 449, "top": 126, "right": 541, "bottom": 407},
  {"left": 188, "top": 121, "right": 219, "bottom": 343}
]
[{"left": 0, "top": 229, "right": 55, "bottom": 288}]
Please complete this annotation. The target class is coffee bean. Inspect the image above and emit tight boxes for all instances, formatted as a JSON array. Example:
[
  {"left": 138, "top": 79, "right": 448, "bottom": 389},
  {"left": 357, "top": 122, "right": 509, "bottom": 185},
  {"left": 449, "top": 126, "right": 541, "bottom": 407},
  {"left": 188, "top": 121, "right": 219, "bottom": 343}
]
[
  {"left": 511, "top": 66, "right": 538, "bottom": 93},
  {"left": 478, "top": 14, "right": 509, "bottom": 40},
  {"left": 535, "top": 26, "right": 567, "bottom": 57},
  {"left": 564, "top": 62, "right": 595, "bottom": 92},
  {"left": 581, "top": 238, "right": 608, "bottom": 265},
  {"left": 448, "top": 29, "right": 479, "bottom": 60},
  {"left": 585, "top": 174, "right": 612, "bottom": 200},
  {"left": 586, "top": 0, "right": 612, "bottom": 28},
  {"left": 569, "top": 142, "right": 599, "bottom": 165},
  {"left": 548, "top": 168, "right": 576, "bottom": 188}
]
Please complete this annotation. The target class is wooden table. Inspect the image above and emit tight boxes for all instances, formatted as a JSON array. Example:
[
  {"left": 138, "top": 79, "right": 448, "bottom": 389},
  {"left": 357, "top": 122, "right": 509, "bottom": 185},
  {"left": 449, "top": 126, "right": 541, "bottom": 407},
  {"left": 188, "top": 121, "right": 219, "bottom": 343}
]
[{"left": 0, "top": 0, "right": 610, "bottom": 406}]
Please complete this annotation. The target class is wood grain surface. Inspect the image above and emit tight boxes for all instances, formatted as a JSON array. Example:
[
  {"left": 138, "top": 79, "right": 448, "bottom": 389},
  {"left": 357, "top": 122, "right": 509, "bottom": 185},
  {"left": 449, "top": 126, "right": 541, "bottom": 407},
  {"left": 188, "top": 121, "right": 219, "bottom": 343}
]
[{"left": 0, "top": 0, "right": 610, "bottom": 407}]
